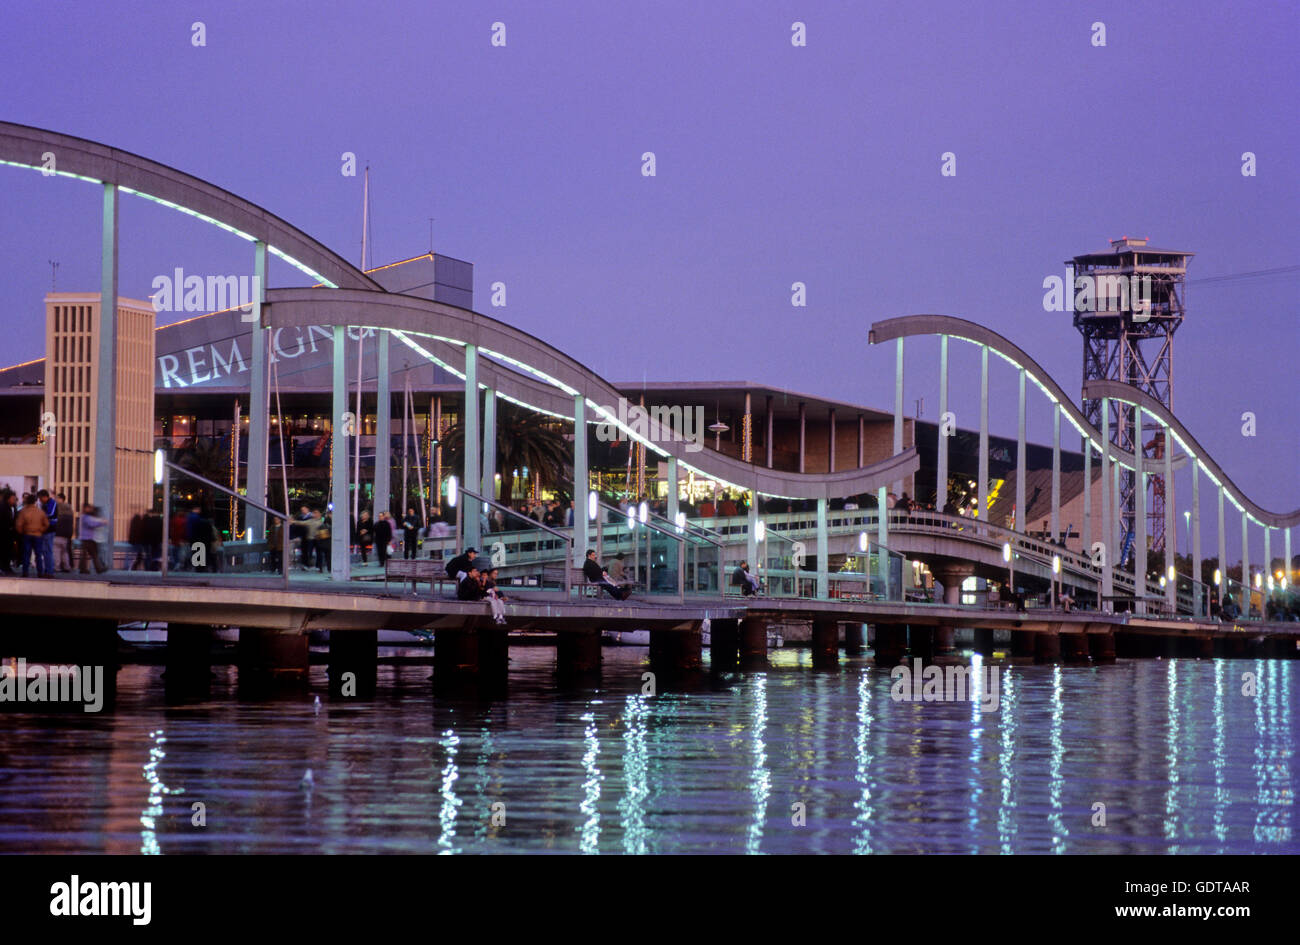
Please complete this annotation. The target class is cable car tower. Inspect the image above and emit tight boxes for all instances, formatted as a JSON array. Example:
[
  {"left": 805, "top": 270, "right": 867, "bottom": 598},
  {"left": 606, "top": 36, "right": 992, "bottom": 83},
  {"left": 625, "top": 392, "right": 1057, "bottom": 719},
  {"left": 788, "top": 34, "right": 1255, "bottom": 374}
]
[{"left": 1071, "top": 236, "right": 1193, "bottom": 561}]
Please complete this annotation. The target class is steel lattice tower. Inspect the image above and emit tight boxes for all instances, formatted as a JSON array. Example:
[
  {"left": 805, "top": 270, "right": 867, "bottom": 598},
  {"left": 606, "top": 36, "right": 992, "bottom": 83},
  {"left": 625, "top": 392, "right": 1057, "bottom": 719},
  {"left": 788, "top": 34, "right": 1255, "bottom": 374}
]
[{"left": 1071, "top": 237, "right": 1192, "bottom": 563}]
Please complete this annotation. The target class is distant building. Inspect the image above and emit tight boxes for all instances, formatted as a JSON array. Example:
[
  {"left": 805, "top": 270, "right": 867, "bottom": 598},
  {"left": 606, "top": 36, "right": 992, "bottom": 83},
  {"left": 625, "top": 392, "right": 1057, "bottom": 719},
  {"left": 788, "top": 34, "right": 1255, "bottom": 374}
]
[{"left": 44, "top": 292, "right": 155, "bottom": 542}]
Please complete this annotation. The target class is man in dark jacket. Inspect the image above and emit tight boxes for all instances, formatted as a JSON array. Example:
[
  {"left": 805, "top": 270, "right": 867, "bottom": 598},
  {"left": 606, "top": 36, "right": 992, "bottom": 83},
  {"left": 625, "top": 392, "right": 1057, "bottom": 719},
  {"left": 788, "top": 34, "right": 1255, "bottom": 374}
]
[
  {"left": 583, "top": 549, "right": 630, "bottom": 600},
  {"left": 457, "top": 565, "right": 486, "bottom": 601},
  {"left": 402, "top": 508, "right": 421, "bottom": 559},
  {"left": 0, "top": 488, "right": 16, "bottom": 573},
  {"left": 374, "top": 511, "right": 393, "bottom": 566},
  {"left": 445, "top": 547, "right": 477, "bottom": 582}
]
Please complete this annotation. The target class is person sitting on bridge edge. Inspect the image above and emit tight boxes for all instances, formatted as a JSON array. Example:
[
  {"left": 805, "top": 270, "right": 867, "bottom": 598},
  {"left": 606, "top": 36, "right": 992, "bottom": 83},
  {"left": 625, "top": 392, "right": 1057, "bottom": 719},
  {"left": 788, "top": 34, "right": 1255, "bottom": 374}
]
[
  {"left": 583, "top": 549, "right": 630, "bottom": 600},
  {"left": 484, "top": 566, "right": 508, "bottom": 625},
  {"left": 445, "top": 547, "right": 478, "bottom": 582},
  {"left": 732, "top": 561, "right": 761, "bottom": 596},
  {"left": 457, "top": 565, "right": 486, "bottom": 601}
]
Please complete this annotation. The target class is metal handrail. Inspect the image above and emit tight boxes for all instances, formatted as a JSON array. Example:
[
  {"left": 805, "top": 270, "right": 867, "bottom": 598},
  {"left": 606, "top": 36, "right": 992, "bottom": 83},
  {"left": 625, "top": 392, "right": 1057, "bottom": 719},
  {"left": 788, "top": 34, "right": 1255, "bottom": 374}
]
[
  {"left": 160, "top": 455, "right": 291, "bottom": 588},
  {"left": 455, "top": 484, "right": 573, "bottom": 596}
]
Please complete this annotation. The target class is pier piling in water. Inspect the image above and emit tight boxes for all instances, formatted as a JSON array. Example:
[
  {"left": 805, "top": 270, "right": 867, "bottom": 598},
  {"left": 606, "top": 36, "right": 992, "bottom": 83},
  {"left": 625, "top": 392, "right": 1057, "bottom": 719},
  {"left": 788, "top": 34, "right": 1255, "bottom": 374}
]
[
  {"left": 710, "top": 618, "right": 740, "bottom": 671},
  {"left": 238, "top": 628, "right": 309, "bottom": 690},
  {"left": 556, "top": 627, "right": 601, "bottom": 683},
  {"left": 328, "top": 630, "right": 378, "bottom": 697},
  {"left": 811, "top": 620, "right": 839, "bottom": 668},
  {"left": 739, "top": 617, "right": 769, "bottom": 668},
  {"left": 872, "top": 623, "right": 906, "bottom": 665},
  {"left": 164, "top": 623, "right": 215, "bottom": 696},
  {"left": 843, "top": 623, "right": 866, "bottom": 656}
]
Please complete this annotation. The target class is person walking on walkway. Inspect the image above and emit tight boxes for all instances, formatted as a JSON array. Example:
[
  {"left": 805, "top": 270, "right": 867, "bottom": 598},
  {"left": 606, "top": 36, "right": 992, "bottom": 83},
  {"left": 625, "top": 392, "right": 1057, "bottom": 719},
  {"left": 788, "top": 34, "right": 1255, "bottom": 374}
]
[
  {"left": 402, "top": 508, "right": 421, "bottom": 559},
  {"left": 354, "top": 509, "right": 374, "bottom": 564},
  {"left": 52, "top": 493, "right": 74, "bottom": 572},
  {"left": 77, "top": 503, "right": 109, "bottom": 574},
  {"left": 375, "top": 511, "right": 394, "bottom": 567},
  {"left": 36, "top": 489, "right": 57, "bottom": 576},
  {"left": 15, "top": 494, "right": 49, "bottom": 578},
  {"left": 315, "top": 511, "right": 332, "bottom": 573}
]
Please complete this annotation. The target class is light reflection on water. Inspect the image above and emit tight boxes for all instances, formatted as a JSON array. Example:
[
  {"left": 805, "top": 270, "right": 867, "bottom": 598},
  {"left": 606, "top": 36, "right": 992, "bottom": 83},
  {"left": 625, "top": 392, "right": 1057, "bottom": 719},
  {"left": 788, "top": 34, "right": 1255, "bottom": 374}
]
[{"left": 0, "top": 648, "right": 1295, "bottom": 854}]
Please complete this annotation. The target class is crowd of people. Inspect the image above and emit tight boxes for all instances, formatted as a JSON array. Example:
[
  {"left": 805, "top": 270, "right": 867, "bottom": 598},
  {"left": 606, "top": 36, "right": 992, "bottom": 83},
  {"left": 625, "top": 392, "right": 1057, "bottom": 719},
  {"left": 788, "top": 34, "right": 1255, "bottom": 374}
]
[{"left": 0, "top": 488, "right": 114, "bottom": 577}]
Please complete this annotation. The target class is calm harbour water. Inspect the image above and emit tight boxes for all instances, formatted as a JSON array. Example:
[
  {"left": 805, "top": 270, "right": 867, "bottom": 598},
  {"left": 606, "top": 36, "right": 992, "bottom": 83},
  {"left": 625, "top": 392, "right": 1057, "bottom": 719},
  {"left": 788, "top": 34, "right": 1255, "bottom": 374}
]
[{"left": 0, "top": 647, "right": 1294, "bottom": 854}]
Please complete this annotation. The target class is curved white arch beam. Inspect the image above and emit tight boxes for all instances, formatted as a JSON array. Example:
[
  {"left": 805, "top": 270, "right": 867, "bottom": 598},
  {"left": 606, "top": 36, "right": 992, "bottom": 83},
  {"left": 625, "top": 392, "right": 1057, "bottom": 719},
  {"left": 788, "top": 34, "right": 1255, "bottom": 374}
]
[
  {"left": 1084, "top": 380, "right": 1299, "bottom": 528},
  {"left": 869, "top": 314, "right": 1187, "bottom": 474},
  {"left": 265, "top": 287, "right": 919, "bottom": 499},
  {"left": 0, "top": 121, "right": 379, "bottom": 291}
]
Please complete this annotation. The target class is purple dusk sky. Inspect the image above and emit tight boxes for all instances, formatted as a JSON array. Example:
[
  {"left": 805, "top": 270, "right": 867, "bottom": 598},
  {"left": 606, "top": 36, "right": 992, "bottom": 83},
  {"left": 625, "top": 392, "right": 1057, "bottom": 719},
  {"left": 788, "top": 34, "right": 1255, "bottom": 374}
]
[{"left": 0, "top": 0, "right": 1295, "bottom": 556}]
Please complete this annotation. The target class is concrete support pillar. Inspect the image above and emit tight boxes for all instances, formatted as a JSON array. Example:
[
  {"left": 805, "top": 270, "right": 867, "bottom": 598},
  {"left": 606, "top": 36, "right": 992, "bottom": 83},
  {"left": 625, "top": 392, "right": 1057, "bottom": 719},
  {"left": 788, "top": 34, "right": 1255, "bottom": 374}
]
[
  {"left": 246, "top": 241, "right": 269, "bottom": 542},
  {"left": 238, "top": 628, "right": 309, "bottom": 687},
  {"left": 844, "top": 623, "right": 866, "bottom": 656},
  {"left": 1050, "top": 404, "right": 1061, "bottom": 543},
  {"left": 1034, "top": 631, "right": 1061, "bottom": 663},
  {"left": 1083, "top": 437, "right": 1092, "bottom": 553},
  {"left": 811, "top": 620, "right": 839, "bottom": 668},
  {"left": 330, "top": 327, "right": 350, "bottom": 582},
  {"left": 872, "top": 624, "right": 906, "bottom": 665},
  {"left": 816, "top": 497, "right": 828, "bottom": 599},
  {"left": 1192, "top": 461, "right": 1202, "bottom": 615},
  {"left": 739, "top": 617, "right": 768, "bottom": 666},
  {"left": 972, "top": 627, "right": 994, "bottom": 656},
  {"left": 876, "top": 485, "right": 889, "bottom": 593},
  {"left": 573, "top": 395, "right": 589, "bottom": 558},
  {"left": 1060, "top": 633, "right": 1089, "bottom": 663},
  {"left": 462, "top": 345, "right": 481, "bottom": 552},
  {"left": 1164, "top": 425, "right": 1175, "bottom": 613},
  {"left": 1218, "top": 486, "right": 1227, "bottom": 606},
  {"left": 482, "top": 387, "right": 496, "bottom": 499},
  {"left": 650, "top": 627, "right": 703, "bottom": 674},
  {"left": 434, "top": 623, "right": 508, "bottom": 698},
  {"left": 1015, "top": 368, "right": 1026, "bottom": 532},
  {"left": 894, "top": 337, "right": 904, "bottom": 493},
  {"left": 165, "top": 623, "right": 214, "bottom": 694},
  {"left": 931, "top": 562, "right": 973, "bottom": 606},
  {"left": 936, "top": 334, "right": 948, "bottom": 513},
  {"left": 978, "top": 345, "right": 989, "bottom": 534},
  {"left": 374, "top": 330, "right": 391, "bottom": 519},
  {"left": 907, "top": 625, "right": 936, "bottom": 660},
  {"left": 1088, "top": 631, "right": 1116, "bottom": 663},
  {"left": 557, "top": 628, "right": 602, "bottom": 680},
  {"left": 710, "top": 617, "right": 740, "bottom": 671},
  {"left": 329, "top": 630, "right": 377, "bottom": 697},
  {"left": 1264, "top": 526, "right": 1272, "bottom": 599},
  {"left": 1241, "top": 510, "right": 1250, "bottom": 619},
  {"left": 1010, "top": 630, "right": 1035, "bottom": 658},
  {"left": 747, "top": 495, "right": 758, "bottom": 575},
  {"left": 94, "top": 184, "right": 119, "bottom": 548}
]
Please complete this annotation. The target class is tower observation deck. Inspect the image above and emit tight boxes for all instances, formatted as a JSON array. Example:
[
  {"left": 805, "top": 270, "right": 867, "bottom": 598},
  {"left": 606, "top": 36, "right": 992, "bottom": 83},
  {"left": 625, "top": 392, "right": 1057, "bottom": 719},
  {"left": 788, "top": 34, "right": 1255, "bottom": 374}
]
[{"left": 1072, "top": 236, "right": 1193, "bottom": 559}]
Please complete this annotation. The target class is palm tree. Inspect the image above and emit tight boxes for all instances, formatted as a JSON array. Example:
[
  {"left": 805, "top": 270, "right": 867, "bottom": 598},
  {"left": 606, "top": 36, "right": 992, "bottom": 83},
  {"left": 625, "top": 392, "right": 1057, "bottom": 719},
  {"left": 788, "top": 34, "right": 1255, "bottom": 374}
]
[{"left": 440, "top": 401, "right": 570, "bottom": 501}]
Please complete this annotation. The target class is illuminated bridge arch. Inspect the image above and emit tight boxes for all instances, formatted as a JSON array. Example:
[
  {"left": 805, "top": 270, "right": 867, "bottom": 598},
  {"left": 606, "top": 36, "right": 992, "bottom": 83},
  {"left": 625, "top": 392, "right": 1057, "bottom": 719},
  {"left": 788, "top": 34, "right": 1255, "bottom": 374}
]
[
  {"left": 0, "top": 121, "right": 379, "bottom": 290},
  {"left": 264, "top": 287, "right": 919, "bottom": 500}
]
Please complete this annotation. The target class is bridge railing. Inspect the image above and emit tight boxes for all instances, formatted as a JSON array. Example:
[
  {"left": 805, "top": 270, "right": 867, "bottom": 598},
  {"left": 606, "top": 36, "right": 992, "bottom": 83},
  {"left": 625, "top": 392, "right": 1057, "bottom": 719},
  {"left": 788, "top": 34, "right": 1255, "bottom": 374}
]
[{"left": 158, "top": 454, "right": 292, "bottom": 587}]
